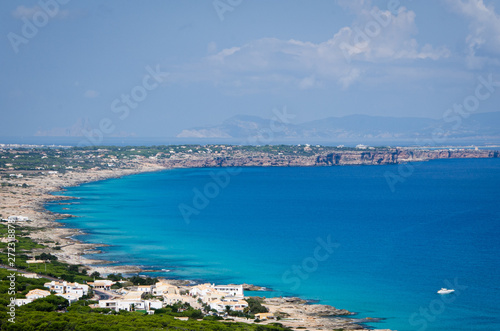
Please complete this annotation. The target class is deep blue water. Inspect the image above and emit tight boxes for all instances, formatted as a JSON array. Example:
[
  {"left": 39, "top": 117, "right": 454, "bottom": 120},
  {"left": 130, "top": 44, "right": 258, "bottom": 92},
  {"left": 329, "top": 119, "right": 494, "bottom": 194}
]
[{"left": 47, "top": 159, "right": 500, "bottom": 330}]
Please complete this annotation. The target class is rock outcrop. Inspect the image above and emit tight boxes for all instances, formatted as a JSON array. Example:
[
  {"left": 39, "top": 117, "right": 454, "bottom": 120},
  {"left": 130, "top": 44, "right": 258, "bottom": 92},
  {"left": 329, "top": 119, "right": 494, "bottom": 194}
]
[
  {"left": 241, "top": 283, "right": 270, "bottom": 291},
  {"left": 160, "top": 148, "right": 499, "bottom": 169},
  {"left": 315, "top": 149, "right": 499, "bottom": 166}
]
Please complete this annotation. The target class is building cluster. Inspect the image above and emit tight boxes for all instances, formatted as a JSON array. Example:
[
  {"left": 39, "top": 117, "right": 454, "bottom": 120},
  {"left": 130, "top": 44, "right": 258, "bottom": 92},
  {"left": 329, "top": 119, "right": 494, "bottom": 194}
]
[
  {"left": 14, "top": 276, "right": 249, "bottom": 316},
  {"left": 188, "top": 283, "right": 248, "bottom": 313},
  {"left": 15, "top": 280, "right": 90, "bottom": 306},
  {"left": 98, "top": 281, "right": 248, "bottom": 314},
  {"left": 1, "top": 215, "right": 29, "bottom": 222}
]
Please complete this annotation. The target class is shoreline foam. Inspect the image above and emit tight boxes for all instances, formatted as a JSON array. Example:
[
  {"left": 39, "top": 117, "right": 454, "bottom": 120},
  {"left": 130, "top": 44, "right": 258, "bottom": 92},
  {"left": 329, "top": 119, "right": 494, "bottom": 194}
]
[
  {"left": 8, "top": 146, "right": 489, "bottom": 329},
  {"left": 10, "top": 168, "right": 389, "bottom": 330}
]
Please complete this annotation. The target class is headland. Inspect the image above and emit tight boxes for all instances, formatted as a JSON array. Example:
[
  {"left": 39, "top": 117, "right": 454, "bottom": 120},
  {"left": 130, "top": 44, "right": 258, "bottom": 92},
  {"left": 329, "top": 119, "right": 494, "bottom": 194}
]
[{"left": 1, "top": 143, "right": 498, "bottom": 330}]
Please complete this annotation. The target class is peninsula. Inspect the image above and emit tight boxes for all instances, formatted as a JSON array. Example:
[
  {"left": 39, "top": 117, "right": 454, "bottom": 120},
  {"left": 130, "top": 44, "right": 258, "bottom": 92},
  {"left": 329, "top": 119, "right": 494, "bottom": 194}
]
[{"left": 1, "top": 143, "right": 498, "bottom": 330}]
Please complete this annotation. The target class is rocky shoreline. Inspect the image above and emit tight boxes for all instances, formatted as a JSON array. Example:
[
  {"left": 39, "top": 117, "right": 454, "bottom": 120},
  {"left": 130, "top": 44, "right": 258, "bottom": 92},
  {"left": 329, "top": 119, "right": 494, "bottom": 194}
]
[
  {"left": 159, "top": 147, "right": 499, "bottom": 168},
  {"left": 2, "top": 145, "right": 497, "bottom": 330},
  {"left": 1, "top": 160, "right": 166, "bottom": 275}
]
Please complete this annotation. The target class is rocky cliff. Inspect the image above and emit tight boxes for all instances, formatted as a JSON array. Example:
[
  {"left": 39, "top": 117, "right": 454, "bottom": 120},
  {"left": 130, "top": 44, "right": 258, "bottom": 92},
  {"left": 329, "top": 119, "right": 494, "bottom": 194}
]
[
  {"left": 160, "top": 149, "right": 499, "bottom": 168},
  {"left": 315, "top": 149, "right": 499, "bottom": 166}
]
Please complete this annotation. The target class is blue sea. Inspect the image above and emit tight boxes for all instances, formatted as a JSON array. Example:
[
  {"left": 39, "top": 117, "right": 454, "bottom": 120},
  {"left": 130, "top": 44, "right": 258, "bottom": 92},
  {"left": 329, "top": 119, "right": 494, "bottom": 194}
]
[{"left": 47, "top": 158, "right": 500, "bottom": 330}]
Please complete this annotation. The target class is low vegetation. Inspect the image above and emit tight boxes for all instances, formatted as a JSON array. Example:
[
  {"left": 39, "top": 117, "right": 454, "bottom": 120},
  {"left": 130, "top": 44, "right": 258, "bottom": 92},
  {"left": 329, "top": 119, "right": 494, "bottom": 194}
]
[
  {"left": 0, "top": 226, "right": 291, "bottom": 330},
  {"left": 0, "top": 144, "right": 373, "bottom": 175}
]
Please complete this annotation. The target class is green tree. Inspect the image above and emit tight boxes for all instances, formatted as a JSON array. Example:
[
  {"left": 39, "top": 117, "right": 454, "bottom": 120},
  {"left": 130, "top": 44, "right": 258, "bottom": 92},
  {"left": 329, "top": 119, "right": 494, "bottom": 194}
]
[
  {"left": 22, "top": 295, "right": 69, "bottom": 312},
  {"left": 107, "top": 273, "right": 123, "bottom": 281},
  {"left": 67, "top": 265, "right": 79, "bottom": 273},
  {"left": 245, "top": 298, "right": 269, "bottom": 314},
  {"left": 35, "top": 252, "right": 57, "bottom": 261}
]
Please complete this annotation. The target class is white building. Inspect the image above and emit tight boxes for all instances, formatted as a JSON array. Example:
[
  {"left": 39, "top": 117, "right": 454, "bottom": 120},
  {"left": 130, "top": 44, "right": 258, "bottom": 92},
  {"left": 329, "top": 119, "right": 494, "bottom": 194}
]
[
  {"left": 7, "top": 215, "right": 29, "bottom": 222},
  {"left": 136, "top": 285, "right": 152, "bottom": 293},
  {"left": 98, "top": 299, "right": 162, "bottom": 312},
  {"left": 15, "top": 289, "right": 52, "bottom": 306},
  {"left": 56, "top": 292, "right": 80, "bottom": 304},
  {"left": 189, "top": 283, "right": 211, "bottom": 298},
  {"left": 214, "top": 285, "right": 244, "bottom": 298},
  {"left": 18, "top": 273, "right": 40, "bottom": 279},
  {"left": 162, "top": 294, "right": 185, "bottom": 306},
  {"left": 189, "top": 284, "right": 225, "bottom": 303},
  {"left": 163, "top": 293, "right": 199, "bottom": 308},
  {"left": 148, "top": 300, "right": 164, "bottom": 310},
  {"left": 88, "top": 280, "right": 115, "bottom": 290},
  {"left": 99, "top": 300, "right": 138, "bottom": 312},
  {"left": 44, "top": 281, "right": 89, "bottom": 297},
  {"left": 66, "top": 287, "right": 85, "bottom": 297},
  {"left": 15, "top": 298, "right": 33, "bottom": 306},
  {"left": 190, "top": 284, "right": 244, "bottom": 303},
  {"left": 123, "top": 291, "right": 143, "bottom": 301},
  {"left": 152, "top": 280, "right": 180, "bottom": 296},
  {"left": 26, "top": 289, "right": 51, "bottom": 300},
  {"left": 209, "top": 297, "right": 248, "bottom": 313}
]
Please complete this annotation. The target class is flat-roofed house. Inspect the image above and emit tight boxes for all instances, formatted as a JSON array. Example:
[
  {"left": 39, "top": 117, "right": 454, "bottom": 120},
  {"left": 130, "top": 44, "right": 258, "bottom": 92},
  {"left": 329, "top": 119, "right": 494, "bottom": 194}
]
[
  {"left": 44, "top": 281, "right": 65, "bottom": 294},
  {"left": 153, "top": 281, "right": 180, "bottom": 296},
  {"left": 209, "top": 298, "right": 248, "bottom": 313},
  {"left": 88, "top": 280, "right": 115, "bottom": 291},
  {"left": 15, "top": 289, "right": 51, "bottom": 306},
  {"left": 189, "top": 283, "right": 225, "bottom": 303},
  {"left": 214, "top": 284, "right": 244, "bottom": 298},
  {"left": 15, "top": 298, "right": 33, "bottom": 306},
  {"left": 44, "top": 281, "right": 89, "bottom": 297},
  {"left": 56, "top": 292, "right": 80, "bottom": 304},
  {"left": 26, "top": 289, "right": 51, "bottom": 300},
  {"left": 123, "top": 291, "right": 143, "bottom": 300},
  {"left": 162, "top": 293, "right": 184, "bottom": 306},
  {"left": 255, "top": 312, "right": 275, "bottom": 320},
  {"left": 190, "top": 283, "right": 241, "bottom": 303},
  {"left": 18, "top": 273, "right": 40, "bottom": 279},
  {"left": 7, "top": 215, "right": 29, "bottom": 222},
  {"left": 98, "top": 299, "right": 162, "bottom": 312},
  {"left": 136, "top": 285, "right": 152, "bottom": 293}
]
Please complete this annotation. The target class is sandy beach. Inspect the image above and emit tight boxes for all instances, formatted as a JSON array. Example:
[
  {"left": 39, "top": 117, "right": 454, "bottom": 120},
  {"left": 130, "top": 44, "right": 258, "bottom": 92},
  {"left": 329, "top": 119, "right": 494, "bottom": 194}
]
[
  {"left": 0, "top": 158, "right": 166, "bottom": 274},
  {"left": 0, "top": 150, "right": 400, "bottom": 330}
]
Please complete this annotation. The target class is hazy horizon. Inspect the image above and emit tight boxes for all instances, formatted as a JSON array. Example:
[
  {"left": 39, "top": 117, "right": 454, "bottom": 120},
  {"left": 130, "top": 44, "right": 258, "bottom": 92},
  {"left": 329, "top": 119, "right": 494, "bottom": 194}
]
[{"left": 2, "top": 0, "right": 500, "bottom": 140}]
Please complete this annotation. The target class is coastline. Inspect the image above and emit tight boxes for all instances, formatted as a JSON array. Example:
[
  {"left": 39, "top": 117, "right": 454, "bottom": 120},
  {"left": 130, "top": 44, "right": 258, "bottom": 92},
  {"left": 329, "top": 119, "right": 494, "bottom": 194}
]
[
  {"left": 5, "top": 146, "right": 496, "bottom": 330},
  {"left": 3, "top": 161, "right": 167, "bottom": 275},
  {"left": 4, "top": 165, "right": 396, "bottom": 330}
]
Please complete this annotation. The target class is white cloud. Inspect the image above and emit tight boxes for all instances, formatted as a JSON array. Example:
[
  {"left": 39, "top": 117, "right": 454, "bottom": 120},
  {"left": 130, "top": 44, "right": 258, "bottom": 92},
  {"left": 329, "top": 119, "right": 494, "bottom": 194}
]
[
  {"left": 169, "top": 2, "right": 448, "bottom": 92},
  {"left": 336, "top": 0, "right": 371, "bottom": 12},
  {"left": 445, "top": 0, "right": 500, "bottom": 68},
  {"left": 12, "top": 5, "right": 70, "bottom": 20},
  {"left": 207, "top": 42, "right": 217, "bottom": 54},
  {"left": 299, "top": 76, "right": 318, "bottom": 90},
  {"left": 84, "top": 90, "right": 100, "bottom": 98},
  {"left": 12, "top": 6, "right": 40, "bottom": 19},
  {"left": 338, "top": 69, "right": 362, "bottom": 90},
  {"left": 334, "top": 5, "right": 449, "bottom": 62}
]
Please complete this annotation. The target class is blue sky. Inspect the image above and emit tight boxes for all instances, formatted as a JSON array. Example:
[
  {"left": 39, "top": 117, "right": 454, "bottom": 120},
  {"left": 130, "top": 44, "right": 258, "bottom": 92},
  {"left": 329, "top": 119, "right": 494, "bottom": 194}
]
[{"left": 1, "top": 0, "right": 500, "bottom": 138}]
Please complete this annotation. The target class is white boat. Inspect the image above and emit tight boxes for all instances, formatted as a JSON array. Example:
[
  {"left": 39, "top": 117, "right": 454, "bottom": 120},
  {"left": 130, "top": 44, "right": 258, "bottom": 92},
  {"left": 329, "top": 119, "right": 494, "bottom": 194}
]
[{"left": 437, "top": 288, "right": 455, "bottom": 294}]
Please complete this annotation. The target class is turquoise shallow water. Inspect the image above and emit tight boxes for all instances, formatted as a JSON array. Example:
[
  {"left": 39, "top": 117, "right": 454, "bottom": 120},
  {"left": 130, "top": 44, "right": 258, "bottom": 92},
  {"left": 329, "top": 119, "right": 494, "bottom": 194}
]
[{"left": 47, "top": 159, "right": 500, "bottom": 330}]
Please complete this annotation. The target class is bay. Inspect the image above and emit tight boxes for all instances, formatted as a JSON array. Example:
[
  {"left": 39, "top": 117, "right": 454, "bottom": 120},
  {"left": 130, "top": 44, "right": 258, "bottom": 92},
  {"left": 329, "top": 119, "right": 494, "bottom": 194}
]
[{"left": 47, "top": 158, "right": 500, "bottom": 330}]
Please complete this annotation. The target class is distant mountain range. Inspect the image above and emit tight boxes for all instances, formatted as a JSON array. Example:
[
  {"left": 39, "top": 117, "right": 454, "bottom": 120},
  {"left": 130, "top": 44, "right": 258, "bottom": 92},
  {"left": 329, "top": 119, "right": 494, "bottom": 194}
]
[{"left": 177, "top": 112, "right": 500, "bottom": 144}]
